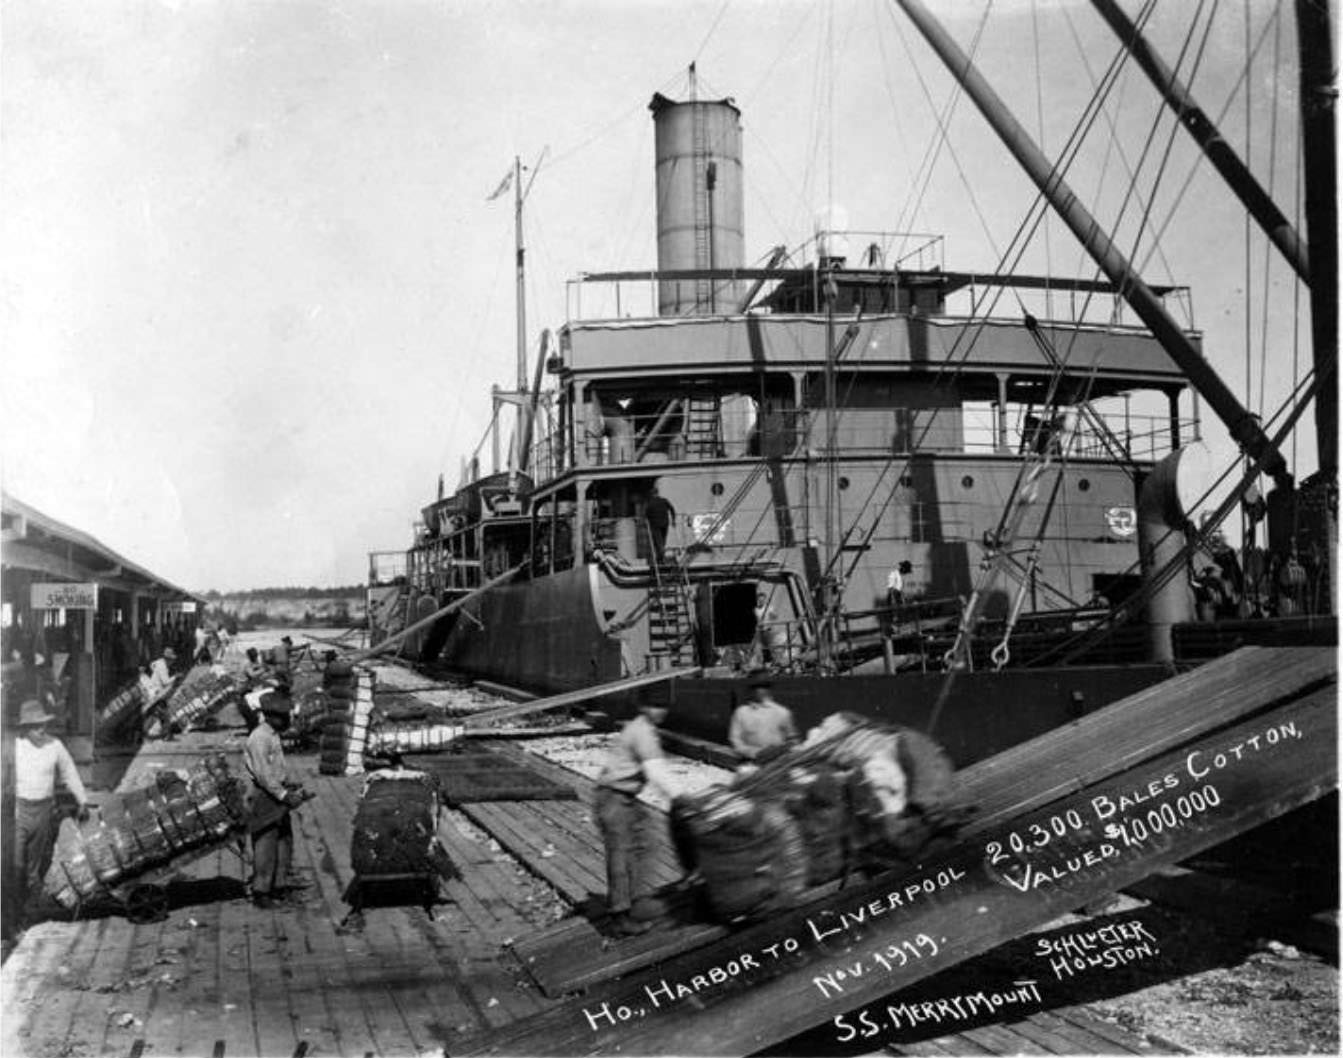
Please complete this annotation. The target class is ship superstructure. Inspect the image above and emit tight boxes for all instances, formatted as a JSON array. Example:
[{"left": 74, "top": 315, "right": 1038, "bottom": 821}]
[{"left": 375, "top": 89, "right": 1197, "bottom": 688}]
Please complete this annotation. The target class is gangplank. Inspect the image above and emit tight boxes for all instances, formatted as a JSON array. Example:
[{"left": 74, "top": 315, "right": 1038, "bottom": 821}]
[{"left": 458, "top": 646, "right": 1336, "bottom": 1056}]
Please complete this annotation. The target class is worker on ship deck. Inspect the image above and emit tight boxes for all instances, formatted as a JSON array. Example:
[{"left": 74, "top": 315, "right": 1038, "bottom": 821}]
[
  {"left": 243, "top": 692, "right": 310, "bottom": 909},
  {"left": 644, "top": 484, "right": 676, "bottom": 566},
  {"left": 729, "top": 675, "right": 798, "bottom": 769},
  {"left": 751, "top": 590, "right": 789, "bottom": 668},
  {"left": 14, "top": 699, "right": 91, "bottom": 925},
  {"left": 595, "top": 690, "right": 681, "bottom": 936}
]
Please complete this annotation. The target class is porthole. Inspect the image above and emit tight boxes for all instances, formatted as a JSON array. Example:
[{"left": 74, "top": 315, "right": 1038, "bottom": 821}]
[
  {"left": 838, "top": 476, "right": 850, "bottom": 491},
  {"left": 1078, "top": 478, "right": 1091, "bottom": 492},
  {"left": 710, "top": 482, "right": 725, "bottom": 497},
  {"left": 961, "top": 475, "right": 975, "bottom": 489}
]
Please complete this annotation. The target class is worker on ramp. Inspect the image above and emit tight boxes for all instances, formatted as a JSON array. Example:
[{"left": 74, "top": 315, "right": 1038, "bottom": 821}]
[
  {"left": 728, "top": 675, "right": 798, "bottom": 768},
  {"left": 594, "top": 689, "right": 681, "bottom": 936}
]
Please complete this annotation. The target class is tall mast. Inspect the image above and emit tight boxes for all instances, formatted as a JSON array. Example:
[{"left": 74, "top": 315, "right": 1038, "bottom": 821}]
[
  {"left": 514, "top": 154, "right": 527, "bottom": 468},
  {"left": 1090, "top": 0, "right": 1310, "bottom": 283},
  {"left": 895, "top": 0, "right": 1291, "bottom": 486},
  {"left": 1297, "top": 0, "right": 1338, "bottom": 473}
]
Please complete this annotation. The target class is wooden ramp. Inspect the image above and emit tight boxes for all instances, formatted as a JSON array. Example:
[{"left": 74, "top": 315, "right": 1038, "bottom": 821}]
[{"left": 460, "top": 646, "right": 1337, "bottom": 1056}]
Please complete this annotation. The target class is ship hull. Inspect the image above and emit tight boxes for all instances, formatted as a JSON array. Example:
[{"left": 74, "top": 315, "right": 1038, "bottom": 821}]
[
  {"left": 433, "top": 564, "right": 1178, "bottom": 767},
  {"left": 438, "top": 565, "right": 623, "bottom": 692}
]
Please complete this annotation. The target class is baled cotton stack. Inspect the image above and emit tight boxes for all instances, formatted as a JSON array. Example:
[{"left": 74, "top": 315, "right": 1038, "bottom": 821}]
[
  {"left": 317, "top": 662, "right": 375, "bottom": 775},
  {"left": 44, "top": 754, "right": 246, "bottom": 908},
  {"left": 678, "top": 712, "right": 961, "bottom": 924},
  {"left": 348, "top": 769, "right": 456, "bottom": 883},
  {"left": 164, "top": 670, "right": 241, "bottom": 733},
  {"left": 365, "top": 720, "right": 463, "bottom": 756},
  {"left": 98, "top": 678, "right": 146, "bottom": 735},
  {"left": 672, "top": 788, "right": 802, "bottom": 924}
]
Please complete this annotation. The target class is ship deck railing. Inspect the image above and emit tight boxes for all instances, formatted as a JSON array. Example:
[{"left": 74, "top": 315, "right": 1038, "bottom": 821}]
[
  {"left": 561, "top": 262, "right": 1194, "bottom": 331},
  {"left": 527, "top": 405, "right": 1194, "bottom": 483}
]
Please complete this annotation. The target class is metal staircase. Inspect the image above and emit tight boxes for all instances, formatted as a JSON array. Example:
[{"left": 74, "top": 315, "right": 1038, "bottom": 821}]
[
  {"left": 646, "top": 547, "right": 698, "bottom": 669},
  {"left": 684, "top": 395, "right": 721, "bottom": 458}
]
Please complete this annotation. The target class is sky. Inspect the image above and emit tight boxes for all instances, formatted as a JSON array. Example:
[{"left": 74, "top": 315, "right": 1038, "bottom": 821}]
[{"left": 1, "top": 0, "right": 1320, "bottom": 592}]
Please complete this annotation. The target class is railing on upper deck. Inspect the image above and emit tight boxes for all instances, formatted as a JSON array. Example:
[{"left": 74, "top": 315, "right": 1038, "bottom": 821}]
[
  {"left": 528, "top": 401, "right": 1197, "bottom": 475},
  {"left": 563, "top": 253, "right": 1195, "bottom": 332}
]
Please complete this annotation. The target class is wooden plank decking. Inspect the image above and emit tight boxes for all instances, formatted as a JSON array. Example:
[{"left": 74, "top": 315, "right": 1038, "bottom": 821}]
[
  {"left": 0, "top": 729, "right": 557, "bottom": 1057},
  {"left": 8, "top": 648, "right": 1328, "bottom": 1056}
]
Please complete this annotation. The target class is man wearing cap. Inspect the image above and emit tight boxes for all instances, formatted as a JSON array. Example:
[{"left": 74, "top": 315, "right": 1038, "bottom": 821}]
[
  {"left": 729, "top": 676, "right": 798, "bottom": 767},
  {"left": 14, "top": 699, "right": 91, "bottom": 922},
  {"left": 594, "top": 692, "right": 681, "bottom": 935},
  {"left": 268, "top": 636, "right": 294, "bottom": 693},
  {"left": 243, "top": 691, "right": 308, "bottom": 908}
]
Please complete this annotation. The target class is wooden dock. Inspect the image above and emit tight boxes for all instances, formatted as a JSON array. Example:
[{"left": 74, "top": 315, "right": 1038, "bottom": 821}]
[
  {"left": 1, "top": 728, "right": 559, "bottom": 1057},
  {"left": 3, "top": 646, "right": 1332, "bottom": 1056}
]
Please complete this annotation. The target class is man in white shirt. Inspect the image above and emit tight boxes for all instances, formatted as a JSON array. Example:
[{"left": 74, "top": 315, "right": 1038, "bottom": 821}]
[
  {"left": 14, "top": 699, "right": 90, "bottom": 921},
  {"left": 146, "top": 647, "right": 176, "bottom": 699}
]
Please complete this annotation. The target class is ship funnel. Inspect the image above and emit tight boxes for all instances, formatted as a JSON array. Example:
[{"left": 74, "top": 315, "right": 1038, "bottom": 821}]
[{"left": 649, "top": 90, "right": 745, "bottom": 316}]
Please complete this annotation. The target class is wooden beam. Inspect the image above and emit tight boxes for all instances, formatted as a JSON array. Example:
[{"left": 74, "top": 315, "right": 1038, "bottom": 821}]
[
  {"left": 461, "top": 685, "right": 1335, "bottom": 1056},
  {"left": 464, "top": 667, "right": 702, "bottom": 729},
  {"left": 349, "top": 563, "right": 524, "bottom": 663}
]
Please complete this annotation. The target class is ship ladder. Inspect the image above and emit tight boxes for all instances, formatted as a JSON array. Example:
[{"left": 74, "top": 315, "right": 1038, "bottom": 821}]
[
  {"left": 684, "top": 395, "right": 722, "bottom": 458},
  {"left": 646, "top": 541, "right": 697, "bottom": 670}
]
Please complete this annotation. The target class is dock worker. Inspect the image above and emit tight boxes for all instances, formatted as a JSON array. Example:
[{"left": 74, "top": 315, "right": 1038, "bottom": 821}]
[
  {"left": 752, "top": 590, "right": 789, "bottom": 668},
  {"left": 14, "top": 699, "right": 91, "bottom": 924},
  {"left": 237, "top": 647, "right": 272, "bottom": 732},
  {"left": 148, "top": 647, "right": 176, "bottom": 695},
  {"left": 243, "top": 692, "right": 309, "bottom": 909},
  {"left": 886, "top": 560, "right": 912, "bottom": 610},
  {"left": 192, "top": 623, "right": 210, "bottom": 664},
  {"left": 729, "top": 675, "right": 798, "bottom": 767},
  {"left": 644, "top": 484, "right": 676, "bottom": 566},
  {"left": 268, "top": 636, "right": 294, "bottom": 693},
  {"left": 595, "top": 690, "right": 681, "bottom": 936},
  {"left": 140, "top": 647, "right": 178, "bottom": 737}
]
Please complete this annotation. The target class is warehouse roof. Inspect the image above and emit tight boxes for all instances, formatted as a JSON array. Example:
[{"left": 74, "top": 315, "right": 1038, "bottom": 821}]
[{"left": 1, "top": 491, "right": 201, "bottom": 603}]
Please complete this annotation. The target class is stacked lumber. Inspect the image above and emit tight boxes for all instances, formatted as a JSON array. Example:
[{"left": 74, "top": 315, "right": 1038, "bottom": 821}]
[
  {"left": 674, "top": 713, "right": 959, "bottom": 924},
  {"left": 348, "top": 769, "right": 456, "bottom": 882},
  {"left": 43, "top": 753, "right": 246, "bottom": 907}
]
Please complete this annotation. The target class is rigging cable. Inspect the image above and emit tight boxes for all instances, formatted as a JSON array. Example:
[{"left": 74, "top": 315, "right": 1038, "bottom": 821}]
[
  {"left": 1256, "top": 1, "right": 1286, "bottom": 424},
  {"left": 1031, "top": 354, "right": 1334, "bottom": 667},
  {"left": 829, "top": 0, "right": 1167, "bottom": 610},
  {"left": 1132, "top": 6, "right": 1282, "bottom": 278}
]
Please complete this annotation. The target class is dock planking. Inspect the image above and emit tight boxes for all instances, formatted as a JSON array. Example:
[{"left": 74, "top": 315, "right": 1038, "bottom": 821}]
[
  {"left": 1, "top": 724, "right": 576, "bottom": 1057},
  {"left": 8, "top": 649, "right": 1327, "bottom": 1056}
]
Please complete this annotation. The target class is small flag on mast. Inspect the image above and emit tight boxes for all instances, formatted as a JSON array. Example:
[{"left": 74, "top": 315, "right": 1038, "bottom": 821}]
[{"left": 486, "top": 167, "right": 513, "bottom": 202}]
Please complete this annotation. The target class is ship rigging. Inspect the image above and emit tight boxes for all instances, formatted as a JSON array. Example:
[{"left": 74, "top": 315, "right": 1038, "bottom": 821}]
[{"left": 367, "top": 1, "right": 1335, "bottom": 766}]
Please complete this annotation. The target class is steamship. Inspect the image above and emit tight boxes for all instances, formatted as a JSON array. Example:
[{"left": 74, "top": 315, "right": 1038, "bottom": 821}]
[{"left": 369, "top": 55, "right": 1335, "bottom": 766}]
